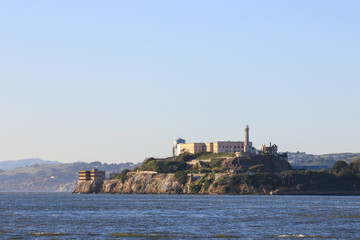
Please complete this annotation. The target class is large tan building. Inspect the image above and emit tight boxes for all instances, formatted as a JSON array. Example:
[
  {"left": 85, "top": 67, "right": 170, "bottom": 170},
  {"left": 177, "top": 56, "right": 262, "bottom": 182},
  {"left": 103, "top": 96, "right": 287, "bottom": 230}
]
[
  {"left": 177, "top": 141, "right": 253, "bottom": 155},
  {"left": 174, "top": 125, "right": 254, "bottom": 155},
  {"left": 78, "top": 169, "right": 105, "bottom": 183}
]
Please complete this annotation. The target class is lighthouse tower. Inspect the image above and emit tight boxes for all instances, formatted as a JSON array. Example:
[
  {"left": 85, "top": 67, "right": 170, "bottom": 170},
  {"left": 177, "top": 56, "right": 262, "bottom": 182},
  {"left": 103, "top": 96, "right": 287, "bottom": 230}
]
[{"left": 244, "top": 125, "right": 250, "bottom": 152}]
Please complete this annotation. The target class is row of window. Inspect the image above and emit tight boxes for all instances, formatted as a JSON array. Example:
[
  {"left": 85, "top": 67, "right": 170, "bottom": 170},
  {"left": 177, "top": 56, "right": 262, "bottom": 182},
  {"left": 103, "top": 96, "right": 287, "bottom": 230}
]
[
  {"left": 220, "top": 145, "right": 244, "bottom": 149},
  {"left": 194, "top": 145, "right": 251, "bottom": 151}
]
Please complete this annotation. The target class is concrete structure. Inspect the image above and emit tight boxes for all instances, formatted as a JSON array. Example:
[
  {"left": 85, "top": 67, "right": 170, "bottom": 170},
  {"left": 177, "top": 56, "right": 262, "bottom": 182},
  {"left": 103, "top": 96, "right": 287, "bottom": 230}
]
[
  {"left": 78, "top": 169, "right": 105, "bottom": 183},
  {"left": 261, "top": 143, "right": 278, "bottom": 154},
  {"left": 174, "top": 125, "right": 254, "bottom": 156}
]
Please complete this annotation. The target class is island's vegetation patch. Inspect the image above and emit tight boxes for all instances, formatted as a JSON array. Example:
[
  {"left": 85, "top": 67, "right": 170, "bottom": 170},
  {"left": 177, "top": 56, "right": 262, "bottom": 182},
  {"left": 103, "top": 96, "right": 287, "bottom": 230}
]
[
  {"left": 194, "top": 152, "right": 233, "bottom": 160},
  {"left": 138, "top": 157, "right": 191, "bottom": 173},
  {"left": 174, "top": 171, "right": 187, "bottom": 185},
  {"left": 116, "top": 169, "right": 130, "bottom": 183}
]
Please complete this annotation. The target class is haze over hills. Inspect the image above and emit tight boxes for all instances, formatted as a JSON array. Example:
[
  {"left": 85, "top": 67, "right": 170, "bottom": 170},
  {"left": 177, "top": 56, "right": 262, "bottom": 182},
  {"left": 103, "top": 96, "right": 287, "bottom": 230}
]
[
  {"left": 288, "top": 152, "right": 360, "bottom": 167},
  {"left": 0, "top": 158, "right": 61, "bottom": 170},
  {"left": 0, "top": 161, "right": 140, "bottom": 192}
]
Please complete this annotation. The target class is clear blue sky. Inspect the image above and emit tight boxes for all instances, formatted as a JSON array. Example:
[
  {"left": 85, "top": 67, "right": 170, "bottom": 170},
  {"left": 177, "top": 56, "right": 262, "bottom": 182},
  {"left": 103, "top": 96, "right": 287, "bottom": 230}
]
[{"left": 0, "top": 1, "right": 359, "bottom": 163}]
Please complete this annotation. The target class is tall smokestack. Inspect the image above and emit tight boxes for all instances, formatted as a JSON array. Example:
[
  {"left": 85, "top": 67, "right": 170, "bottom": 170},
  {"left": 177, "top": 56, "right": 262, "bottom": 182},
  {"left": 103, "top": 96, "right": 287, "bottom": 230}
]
[{"left": 244, "top": 125, "right": 249, "bottom": 152}]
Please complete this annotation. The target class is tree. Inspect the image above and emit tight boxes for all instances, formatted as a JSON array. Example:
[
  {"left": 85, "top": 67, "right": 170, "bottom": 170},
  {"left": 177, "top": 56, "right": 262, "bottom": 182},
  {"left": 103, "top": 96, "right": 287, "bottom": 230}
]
[
  {"left": 348, "top": 159, "right": 360, "bottom": 176},
  {"left": 330, "top": 161, "right": 348, "bottom": 175},
  {"left": 116, "top": 169, "right": 130, "bottom": 183}
]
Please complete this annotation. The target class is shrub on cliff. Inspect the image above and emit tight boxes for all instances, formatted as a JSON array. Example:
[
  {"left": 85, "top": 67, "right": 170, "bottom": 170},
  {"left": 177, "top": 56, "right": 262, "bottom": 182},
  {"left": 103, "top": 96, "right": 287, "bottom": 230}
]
[
  {"left": 331, "top": 161, "right": 349, "bottom": 176},
  {"left": 189, "top": 182, "right": 202, "bottom": 193},
  {"left": 249, "top": 164, "right": 265, "bottom": 173},
  {"left": 203, "top": 180, "right": 212, "bottom": 191},
  {"left": 210, "top": 158, "right": 225, "bottom": 169},
  {"left": 116, "top": 169, "right": 130, "bottom": 183},
  {"left": 176, "top": 153, "right": 194, "bottom": 162},
  {"left": 174, "top": 171, "right": 187, "bottom": 185},
  {"left": 139, "top": 159, "right": 190, "bottom": 173}
]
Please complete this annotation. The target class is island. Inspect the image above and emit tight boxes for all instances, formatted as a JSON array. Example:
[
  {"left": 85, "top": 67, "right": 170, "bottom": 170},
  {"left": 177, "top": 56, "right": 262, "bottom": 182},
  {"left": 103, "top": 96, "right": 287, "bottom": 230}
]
[
  {"left": 73, "top": 152, "right": 360, "bottom": 195},
  {"left": 74, "top": 126, "right": 360, "bottom": 195}
]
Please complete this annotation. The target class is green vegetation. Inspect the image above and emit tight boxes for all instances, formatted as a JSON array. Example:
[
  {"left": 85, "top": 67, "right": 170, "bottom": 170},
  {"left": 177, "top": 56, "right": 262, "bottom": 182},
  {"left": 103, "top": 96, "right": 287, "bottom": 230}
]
[
  {"left": 330, "top": 161, "right": 348, "bottom": 175},
  {"left": 139, "top": 159, "right": 190, "bottom": 173},
  {"left": 206, "top": 159, "right": 360, "bottom": 193},
  {"left": 209, "top": 158, "right": 226, "bottom": 172},
  {"left": 116, "top": 169, "right": 130, "bottom": 183},
  {"left": 194, "top": 152, "right": 233, "bottom": 160},
  {"left": 249, "top": 164, "right": 265, "bottom": 173},
  {"left": 133, "top": 152, "right": 360, "bottom": 194},
  {"left": 138, "top": 152, "right": 230, "bottom": 174},
  {"left": 174, "top": 171, "right": 187, "bottom": 185},
  {"left": 175, "top": 152, "right": 195, "bottom": 162},
  {"left": 189, "top": 182, "right": 202, "bottom": 193}
]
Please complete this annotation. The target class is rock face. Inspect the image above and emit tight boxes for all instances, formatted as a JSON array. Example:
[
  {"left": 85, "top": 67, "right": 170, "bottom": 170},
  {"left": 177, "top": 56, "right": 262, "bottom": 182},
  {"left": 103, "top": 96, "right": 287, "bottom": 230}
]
[
  {"left": 73, "top": 172, "right": 273, "bottom": 195},
  {"left": 74, "top": 173, "right": 185, "bottom": 194}
]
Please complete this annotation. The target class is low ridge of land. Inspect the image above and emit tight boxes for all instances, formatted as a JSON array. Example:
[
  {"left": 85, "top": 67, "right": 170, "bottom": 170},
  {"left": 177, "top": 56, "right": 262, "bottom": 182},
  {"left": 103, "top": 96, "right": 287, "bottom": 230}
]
[{"left": 0, "top": 161, "right": 140, "bottom": 192}]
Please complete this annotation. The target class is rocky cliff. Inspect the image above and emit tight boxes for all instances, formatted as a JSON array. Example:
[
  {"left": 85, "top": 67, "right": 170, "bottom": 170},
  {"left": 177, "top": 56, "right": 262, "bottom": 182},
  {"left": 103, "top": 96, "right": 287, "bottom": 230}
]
[
  {"left": 73, "top": 172, "right": 273, "bottom": 194},
  {"left": 75, "top": 173, "right": 183, "bottom": 194},
  {"left": 73, "top": 169, "right": 360, "bottom": 195}
]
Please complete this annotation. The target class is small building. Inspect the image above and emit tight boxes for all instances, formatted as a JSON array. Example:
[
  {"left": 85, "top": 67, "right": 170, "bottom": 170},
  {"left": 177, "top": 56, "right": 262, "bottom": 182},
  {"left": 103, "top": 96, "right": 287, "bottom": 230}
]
[
  {"left": 78, "top": 169, "right": 105, "bottom": 183},
  {"left": 261, "top": 143, "right": 278, "bottom": 154}
]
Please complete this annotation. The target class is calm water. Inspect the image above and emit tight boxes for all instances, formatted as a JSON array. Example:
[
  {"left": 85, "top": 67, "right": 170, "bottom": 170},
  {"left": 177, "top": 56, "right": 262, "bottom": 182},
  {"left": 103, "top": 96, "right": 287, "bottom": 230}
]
[{"left": 0, "top": 193, "right": 359, "bottom": 239}]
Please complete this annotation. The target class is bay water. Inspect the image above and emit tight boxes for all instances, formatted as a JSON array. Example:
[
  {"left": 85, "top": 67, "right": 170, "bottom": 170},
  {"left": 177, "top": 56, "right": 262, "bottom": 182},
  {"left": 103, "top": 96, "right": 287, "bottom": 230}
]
[{"left": 0, "top": 193, "right": 359, "bottom": 239}]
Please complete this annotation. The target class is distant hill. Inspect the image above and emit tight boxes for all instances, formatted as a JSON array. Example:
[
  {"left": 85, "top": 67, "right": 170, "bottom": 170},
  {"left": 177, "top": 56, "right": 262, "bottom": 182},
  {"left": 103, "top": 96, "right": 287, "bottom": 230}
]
[
  {"left": 0, "top": 158, "right": 61, "bottom": 170},
  {"left": 0, "top": 161, "right": 140, "bottom": 192},
  {"left": 288, "top": 152, "right": 360, "bottom": 167}
]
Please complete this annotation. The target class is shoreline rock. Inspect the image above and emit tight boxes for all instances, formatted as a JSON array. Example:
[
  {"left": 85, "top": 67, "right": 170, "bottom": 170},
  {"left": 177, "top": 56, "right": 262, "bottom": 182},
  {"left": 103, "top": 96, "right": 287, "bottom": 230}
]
[{"left": 73, "top": 171, "right": 360, "bottom": 196}]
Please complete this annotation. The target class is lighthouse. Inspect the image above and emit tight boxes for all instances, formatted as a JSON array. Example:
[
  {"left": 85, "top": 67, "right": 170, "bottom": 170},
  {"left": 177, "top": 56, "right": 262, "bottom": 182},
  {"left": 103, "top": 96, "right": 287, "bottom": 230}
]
[{"left": 244, "top": 125, "right": 250, "bottom": 152}]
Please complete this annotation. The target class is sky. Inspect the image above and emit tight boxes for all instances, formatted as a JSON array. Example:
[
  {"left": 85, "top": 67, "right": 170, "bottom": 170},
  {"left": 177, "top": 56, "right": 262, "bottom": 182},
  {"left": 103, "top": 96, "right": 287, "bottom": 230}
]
[{"left": 0, "top": 1, "right": 359, "bottom": 163}]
